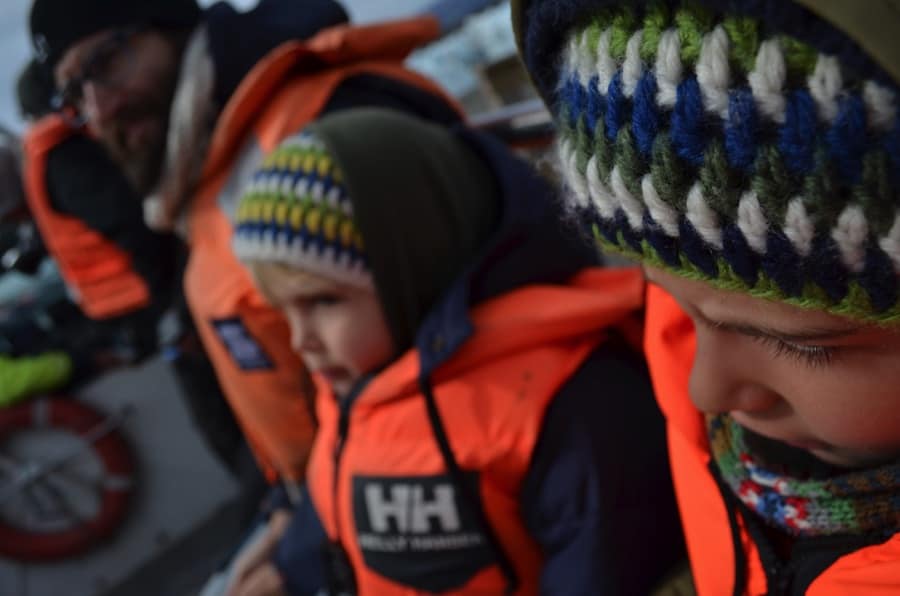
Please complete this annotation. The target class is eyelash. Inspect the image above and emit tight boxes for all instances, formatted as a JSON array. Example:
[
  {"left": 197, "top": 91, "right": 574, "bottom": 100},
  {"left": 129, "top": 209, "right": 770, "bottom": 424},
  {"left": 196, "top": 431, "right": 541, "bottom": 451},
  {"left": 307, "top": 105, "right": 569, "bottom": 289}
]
[
  {"left": 751, "top": 334, "right": 836, "bottom": 368},
  {"left": 301, "top": 294, "right": 340, "bottom": 308}
]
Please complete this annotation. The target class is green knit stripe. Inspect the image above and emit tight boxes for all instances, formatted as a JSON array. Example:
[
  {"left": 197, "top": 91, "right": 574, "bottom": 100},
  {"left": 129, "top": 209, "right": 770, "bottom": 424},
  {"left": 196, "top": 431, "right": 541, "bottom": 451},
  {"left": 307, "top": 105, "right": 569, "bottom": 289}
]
[
  {"left": 609, "top": 7, "right": 637, "bottom": 60},
  {"left": 569, "top": 3, "right": 829, "bottom": 79},
  {"left": 592, "top": 229, "right": 900, "bottom": 325},
  {"left": 640, "top": 1, "right": 670, "bottom": 63},
  {"left": 722, "top": 16, "right": 759, "bottom": 74}
]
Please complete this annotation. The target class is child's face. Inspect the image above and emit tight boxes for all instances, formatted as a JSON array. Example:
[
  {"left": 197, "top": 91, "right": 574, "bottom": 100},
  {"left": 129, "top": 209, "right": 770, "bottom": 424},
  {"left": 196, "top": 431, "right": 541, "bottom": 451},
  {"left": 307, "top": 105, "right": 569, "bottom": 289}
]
[
  {"left": 254, "top": 264, "right": 395, "bottom": 397},
  {"left": 646, "top": 266, "right": 900, "bottom": 469}
]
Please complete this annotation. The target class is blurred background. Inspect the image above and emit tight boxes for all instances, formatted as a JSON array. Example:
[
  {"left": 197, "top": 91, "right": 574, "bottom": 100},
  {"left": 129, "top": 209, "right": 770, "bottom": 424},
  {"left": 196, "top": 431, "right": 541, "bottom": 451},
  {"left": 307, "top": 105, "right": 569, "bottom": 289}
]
[
  {"left": 0, "top": 2, "right": 551, "bottom": 595},
  {"left": 0, "top": 0, "right": 538, "bottom": 132},
  {"left": 0, "top": 0, "right": 432, "bottom": 131}
]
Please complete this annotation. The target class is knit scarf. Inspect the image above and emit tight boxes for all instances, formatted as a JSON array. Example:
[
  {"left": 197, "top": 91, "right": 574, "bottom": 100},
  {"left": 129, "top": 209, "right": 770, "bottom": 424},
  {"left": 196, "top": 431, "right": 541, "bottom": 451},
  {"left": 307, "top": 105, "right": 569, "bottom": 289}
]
[{"left": 708, "top": 415, "right": 900, "bottom": 538}]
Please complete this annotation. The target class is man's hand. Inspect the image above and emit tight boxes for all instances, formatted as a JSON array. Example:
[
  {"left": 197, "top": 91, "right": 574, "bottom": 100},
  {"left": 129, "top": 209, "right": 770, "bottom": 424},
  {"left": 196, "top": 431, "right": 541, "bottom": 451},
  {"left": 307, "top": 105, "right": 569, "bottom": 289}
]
[
  {"left": 225, "top": 510, "right": 293, "bottom": 596},
  {"left": 230, "top": 563, "right": 287, "bottom": 596}
]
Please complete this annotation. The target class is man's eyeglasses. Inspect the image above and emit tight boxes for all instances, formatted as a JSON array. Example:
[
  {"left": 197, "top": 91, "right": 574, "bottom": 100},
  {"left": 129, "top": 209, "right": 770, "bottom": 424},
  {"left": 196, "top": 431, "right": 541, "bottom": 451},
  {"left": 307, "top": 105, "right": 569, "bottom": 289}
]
[{"left": 51, "top": 27, "right": 142, "bottom": 126}]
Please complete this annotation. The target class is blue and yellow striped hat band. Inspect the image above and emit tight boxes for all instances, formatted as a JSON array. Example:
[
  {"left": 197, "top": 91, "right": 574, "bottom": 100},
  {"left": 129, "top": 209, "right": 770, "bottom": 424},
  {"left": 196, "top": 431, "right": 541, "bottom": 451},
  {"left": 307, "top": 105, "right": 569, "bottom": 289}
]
[{"left": 233, "top": 132, "right": 372, "bottom": 288}]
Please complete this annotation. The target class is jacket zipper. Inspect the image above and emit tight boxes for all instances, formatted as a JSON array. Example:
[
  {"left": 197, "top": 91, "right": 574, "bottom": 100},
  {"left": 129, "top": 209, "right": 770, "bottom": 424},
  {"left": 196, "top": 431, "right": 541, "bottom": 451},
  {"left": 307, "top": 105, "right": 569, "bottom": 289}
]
[{"left": 332, "top": 397, "right": 352, "bottom": 544}]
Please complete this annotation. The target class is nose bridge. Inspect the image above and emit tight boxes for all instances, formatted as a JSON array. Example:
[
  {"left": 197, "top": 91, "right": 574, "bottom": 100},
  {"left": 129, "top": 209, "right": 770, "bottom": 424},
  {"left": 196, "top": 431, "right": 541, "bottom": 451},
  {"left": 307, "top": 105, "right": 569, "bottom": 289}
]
[
  {"left": 82, "top": 80, "right": 124, "bottom": 132},
  {"left": 287, "top": 307, "right": 317, "bottom": 354},
  {"left": 688, "top": 327, "right": 777, "bottom": 415}
]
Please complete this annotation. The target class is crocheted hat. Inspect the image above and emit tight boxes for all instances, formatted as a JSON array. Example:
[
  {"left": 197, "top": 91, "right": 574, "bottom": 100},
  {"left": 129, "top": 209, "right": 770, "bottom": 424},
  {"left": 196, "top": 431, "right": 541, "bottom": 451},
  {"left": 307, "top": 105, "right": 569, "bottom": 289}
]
[
  {"left": 232, "top": 132, "right": 371, "bottom": 288},
  {"left": 516, "top": 0, "right": 900, "bottom": 323}
]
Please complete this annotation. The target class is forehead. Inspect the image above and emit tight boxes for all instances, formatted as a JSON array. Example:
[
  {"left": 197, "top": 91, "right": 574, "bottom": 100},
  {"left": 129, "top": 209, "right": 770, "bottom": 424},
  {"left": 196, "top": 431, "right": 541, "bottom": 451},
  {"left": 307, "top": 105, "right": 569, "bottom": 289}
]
[
  {"left": 53, "top": 28, "right": 116, "bottom": 83},
  {"left": 644, "top": 265, "right": 868, "bottom": 333},
  {"left": 254, "top": 263, "right": 343, "bottom": 301}
]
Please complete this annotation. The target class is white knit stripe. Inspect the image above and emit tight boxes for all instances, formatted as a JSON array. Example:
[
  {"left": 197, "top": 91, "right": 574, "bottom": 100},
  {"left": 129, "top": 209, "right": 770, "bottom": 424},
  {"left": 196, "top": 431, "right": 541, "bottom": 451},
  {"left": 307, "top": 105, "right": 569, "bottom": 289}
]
[
  {"left": 807, "top": 54, "right": 842, "bottom": 123},
  {"left": 696, "top": 26, "right": 731, "bottom": 119},
  {"left": 265, "top": 172, "right": 281, "bottom": 193},
  {"left": 587, "top": 156, "right": 618, "bottom": 219},
  {"left": 622, "top": 30, "right": 644, "bottom": 97},
  {"left": 294, "top": 176, "right": 311, "bottom": 199},
  {"left": 281, "top": 132, "right": 326, "bottom": 152},
  {"left": 325, "top": 185, "right": 343, "bottom": 210},
  {"left": 279, "top": 172, "right": 295, "bottom": 196},
  {"left": 832, "top": 205, "right": 869, "bottom": 273},
  {"left": 641, "top": 174, "right": 679, "bottom": 237},
  {"left": 878, "top": 213, "right": 900, "bottom": 273},
  {"left": 234, "top": 233, "right": 373, "bottom": 289},
  {"left": 561, "top": 35, "right": 580, "bottom": 91},
  {"left": 783, "top": 198, "right": 815, "bottom": 257},
  {"left": 686, "top": 183, "right": 723, "bottom": 249},
  {"left": 310, "top": 181, "right": 326, "bottom": 203},
  {"left": 748, "top": 39, "right": 787, "bottom": 124},
  {"left": 261, "top": 226, "right": 278, "bottom": 256},
  {"left": 610, "top": 165, "right": 645, "bottom": 230},
  {"left": 273, "top": 229, "right": 289, "bottom": 261},
  {"left": 863, "top": 81, "right": 897, "bottom": 133},
  {"left": 736, "top": 191, "right": 769, "bottom": 254},
  {"left": 655, "top": 29, "right": 682, "bottom": 109},
  {"left": 558, "top": 138, "right": 590, "bottom": 210},
  {"left": 576, "top": 29, "right": 596, "bottom": 86},
  {"left": 595, "top": 29, "right": 617, "bottom": 95}
]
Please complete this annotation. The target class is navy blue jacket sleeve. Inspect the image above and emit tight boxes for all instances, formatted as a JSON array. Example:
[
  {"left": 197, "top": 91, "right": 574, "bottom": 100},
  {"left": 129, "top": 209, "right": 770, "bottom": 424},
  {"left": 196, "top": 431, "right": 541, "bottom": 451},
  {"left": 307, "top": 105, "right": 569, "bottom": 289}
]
[
  {"left": 520, "top": 338, "right": 685, "bottom": 596},
  {"left": 272, "top": 486, "right": 328, "bottom": 596}
]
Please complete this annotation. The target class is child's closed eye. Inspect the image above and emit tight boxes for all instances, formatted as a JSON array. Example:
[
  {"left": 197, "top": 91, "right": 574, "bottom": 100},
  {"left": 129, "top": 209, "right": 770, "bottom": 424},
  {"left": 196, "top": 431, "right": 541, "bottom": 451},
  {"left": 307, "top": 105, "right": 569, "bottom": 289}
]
[
  {"left": 750, "top": 334, "right": 836, "bottom": 369},
  {"left": 296, "top": 293, "right": 342, "bottom": 308}
]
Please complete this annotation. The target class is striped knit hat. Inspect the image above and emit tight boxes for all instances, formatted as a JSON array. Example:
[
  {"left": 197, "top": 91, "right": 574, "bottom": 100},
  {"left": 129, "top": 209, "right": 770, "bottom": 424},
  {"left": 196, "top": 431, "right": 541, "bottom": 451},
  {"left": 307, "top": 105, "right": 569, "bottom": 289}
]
[
  {"left": 515, "top": 0, "right": 900, "bottom": 323},
  {"left": 232, "top": 132, "right": 371, "bottom": 288}
]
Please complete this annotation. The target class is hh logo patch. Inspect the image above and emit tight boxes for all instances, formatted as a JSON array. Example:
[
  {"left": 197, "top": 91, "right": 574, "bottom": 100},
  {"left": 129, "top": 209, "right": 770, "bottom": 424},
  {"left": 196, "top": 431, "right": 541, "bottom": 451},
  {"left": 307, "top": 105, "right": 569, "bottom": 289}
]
[
  {"left": 211, "top": 318, "right": 273, "bottom": 371},
  {"left": 353, "top": 474, "right": 494, "bottom": 592}
]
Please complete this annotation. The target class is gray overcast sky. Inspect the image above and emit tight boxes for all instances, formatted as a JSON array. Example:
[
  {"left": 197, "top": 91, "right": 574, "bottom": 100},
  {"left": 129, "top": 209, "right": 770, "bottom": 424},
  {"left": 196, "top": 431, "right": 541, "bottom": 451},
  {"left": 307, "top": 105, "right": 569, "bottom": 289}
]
[{"left": 0, "top": 0, "right": 433, "bottom": 132}]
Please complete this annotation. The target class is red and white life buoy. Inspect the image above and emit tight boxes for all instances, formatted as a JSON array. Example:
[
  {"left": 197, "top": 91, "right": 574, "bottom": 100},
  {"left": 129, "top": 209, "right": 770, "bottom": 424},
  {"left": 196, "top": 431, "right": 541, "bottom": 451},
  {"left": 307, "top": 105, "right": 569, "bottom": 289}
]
[{"left": 0, "top": 398, "right": 135, "bottom": 562}]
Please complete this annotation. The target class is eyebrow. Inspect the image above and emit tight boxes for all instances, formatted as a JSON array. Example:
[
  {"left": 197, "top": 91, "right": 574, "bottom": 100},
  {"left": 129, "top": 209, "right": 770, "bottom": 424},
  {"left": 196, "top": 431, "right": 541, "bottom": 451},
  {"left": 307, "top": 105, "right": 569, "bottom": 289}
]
[{"left": 689, "top": 305, "right": 860, "bottom": 343}]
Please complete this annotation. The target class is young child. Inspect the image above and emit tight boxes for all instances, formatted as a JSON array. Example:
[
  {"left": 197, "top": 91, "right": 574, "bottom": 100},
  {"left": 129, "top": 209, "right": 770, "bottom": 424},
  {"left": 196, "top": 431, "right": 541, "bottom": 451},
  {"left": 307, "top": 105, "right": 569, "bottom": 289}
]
[
  {"left": 513, "top": 0, "right": 900, "bottom": 593},
  {"left": 231, "top": 107, "right": 685, "bottom": 595}
]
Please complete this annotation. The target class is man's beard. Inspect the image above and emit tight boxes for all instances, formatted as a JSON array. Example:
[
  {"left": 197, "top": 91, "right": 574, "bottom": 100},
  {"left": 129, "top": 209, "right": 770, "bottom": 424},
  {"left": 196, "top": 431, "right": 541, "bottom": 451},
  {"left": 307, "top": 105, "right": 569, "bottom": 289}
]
[{"left": 99, "top": 76, "right": 178, "bottom": 196}]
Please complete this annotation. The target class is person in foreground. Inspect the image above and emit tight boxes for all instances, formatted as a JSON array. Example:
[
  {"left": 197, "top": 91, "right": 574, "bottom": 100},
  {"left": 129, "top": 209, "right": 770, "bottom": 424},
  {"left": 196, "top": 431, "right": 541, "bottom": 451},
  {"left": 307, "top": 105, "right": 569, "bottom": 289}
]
[
  {"left": 512, "top": 0, "right": 900, "bottom": 593},
  {"left": 231, "top": 107, "right": 685, "bottom": 595}
]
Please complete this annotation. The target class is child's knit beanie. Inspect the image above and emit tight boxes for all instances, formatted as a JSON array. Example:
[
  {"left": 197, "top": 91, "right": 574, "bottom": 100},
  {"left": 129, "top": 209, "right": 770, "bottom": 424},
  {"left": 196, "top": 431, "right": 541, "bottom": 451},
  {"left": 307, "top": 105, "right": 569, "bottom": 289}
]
[
  {"left": 232, "top": 131, "right": 372, "bottom": 289},
  {"left": 513, "top": 0, "right": 900, "bottom": 323},
  {"left": 234, "top": 108, "right": 501, "bottom": 351}
]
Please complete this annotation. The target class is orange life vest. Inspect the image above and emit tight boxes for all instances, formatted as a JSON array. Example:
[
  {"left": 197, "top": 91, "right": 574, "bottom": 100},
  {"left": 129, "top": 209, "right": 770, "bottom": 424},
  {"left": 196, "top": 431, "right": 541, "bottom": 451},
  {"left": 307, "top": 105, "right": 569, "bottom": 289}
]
[
  {"left": 307, "top": 268, "right": 645, "bottom": 595},
  {"left": 644, "top": 283, "right": 900, "bottom": 595},
  {"left": 183, "top": 16, "right": 461, "bottom": 483},
  {"left": 22, "top": 114, "right": 150, "bottom": 320}
]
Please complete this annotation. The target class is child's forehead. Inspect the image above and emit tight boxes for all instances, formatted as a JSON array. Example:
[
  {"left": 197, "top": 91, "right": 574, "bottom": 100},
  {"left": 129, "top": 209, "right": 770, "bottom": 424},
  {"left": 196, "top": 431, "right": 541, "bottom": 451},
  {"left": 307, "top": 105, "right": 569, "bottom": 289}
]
[
  {"left": 265, "top": 265, "right": 343, "bottom": 293},
  {"left": 645, "top": 266, "right": 879, "bottom": 337}
]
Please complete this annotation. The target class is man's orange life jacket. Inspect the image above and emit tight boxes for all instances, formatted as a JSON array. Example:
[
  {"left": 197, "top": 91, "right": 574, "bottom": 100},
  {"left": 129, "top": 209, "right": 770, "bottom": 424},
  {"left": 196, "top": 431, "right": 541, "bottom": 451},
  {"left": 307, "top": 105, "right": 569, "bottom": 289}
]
[
  {"left": 644, "top": 283, "right": 900, "bottom": 595},
  {"left": 22, "top": 114, "right": 150, "bottom": 320},
  {"left": 183, "top": 17, "right": 462, "bottom": 483},
  {"left": 306, "top": 268, "right": 645, "bottom": 595}
]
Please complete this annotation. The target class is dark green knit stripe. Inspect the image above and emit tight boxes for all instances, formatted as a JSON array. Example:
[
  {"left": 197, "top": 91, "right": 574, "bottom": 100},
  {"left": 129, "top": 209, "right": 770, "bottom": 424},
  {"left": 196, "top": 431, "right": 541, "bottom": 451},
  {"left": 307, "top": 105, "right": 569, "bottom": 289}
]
[{"left": 563, "top": 108, "right": 890, "bottom": 234}]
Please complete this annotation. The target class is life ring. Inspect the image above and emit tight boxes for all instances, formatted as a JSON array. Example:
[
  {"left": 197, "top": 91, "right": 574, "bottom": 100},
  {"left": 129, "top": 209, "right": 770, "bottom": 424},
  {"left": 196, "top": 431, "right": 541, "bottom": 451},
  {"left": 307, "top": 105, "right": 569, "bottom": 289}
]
[{"left": 0, "top": 398, "right": 135, "bottom": 562}]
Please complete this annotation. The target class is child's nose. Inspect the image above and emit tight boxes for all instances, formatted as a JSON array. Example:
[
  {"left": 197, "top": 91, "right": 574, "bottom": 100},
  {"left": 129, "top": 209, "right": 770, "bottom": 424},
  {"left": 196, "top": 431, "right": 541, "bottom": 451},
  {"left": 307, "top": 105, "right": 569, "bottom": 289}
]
[
  {"left": 688, "top": 329, "right": 781, "bottom": 415},
  {"left": 288, "top": 317, "right": 321, "bottom": 355}
]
